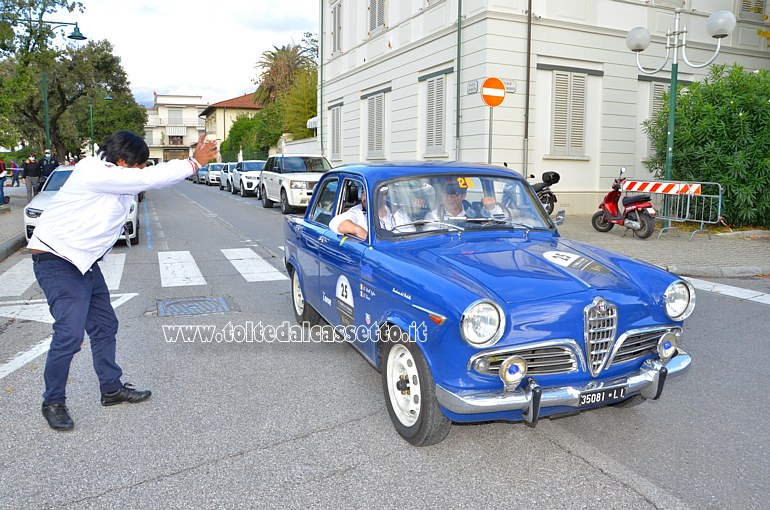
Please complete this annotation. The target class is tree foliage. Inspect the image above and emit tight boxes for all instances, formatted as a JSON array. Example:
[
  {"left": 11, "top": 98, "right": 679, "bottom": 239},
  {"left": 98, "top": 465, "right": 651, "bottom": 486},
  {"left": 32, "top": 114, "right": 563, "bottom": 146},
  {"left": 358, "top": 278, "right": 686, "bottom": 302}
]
[
  {"left": 252, "top": 42, "right": 315, "bottom": 106},
  {"left": 281, "top": 67, "right": 317, "bottom": 140},
  {"left": 0, "top": 39, "right": 145, "bottom": 158},
  {"left": 643, "top": 64, "right": 770, "bottom": 227}
]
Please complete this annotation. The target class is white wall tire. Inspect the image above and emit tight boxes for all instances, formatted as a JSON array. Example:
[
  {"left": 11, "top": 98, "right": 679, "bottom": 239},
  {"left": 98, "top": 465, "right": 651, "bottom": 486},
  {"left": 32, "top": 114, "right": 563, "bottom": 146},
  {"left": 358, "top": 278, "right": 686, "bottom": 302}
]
[{"left": 291, "top": 267, "right": 321, "bottom": 326}]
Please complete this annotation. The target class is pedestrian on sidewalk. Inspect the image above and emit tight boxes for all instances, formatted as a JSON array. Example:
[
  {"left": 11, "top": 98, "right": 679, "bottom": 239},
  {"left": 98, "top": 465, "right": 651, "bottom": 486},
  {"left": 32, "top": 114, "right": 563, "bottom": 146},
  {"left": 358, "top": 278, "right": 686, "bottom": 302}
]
[
  {"left": 0, "top": 159, "right": 6, "bottom": 205},
  {"left": 40, "top": 149, "right": 59, "bottom": 185},
  {"left": 10, "top": 160, "right": 21, "bottom": 187},
  {"left": 22, "top": 154, "right": 41, "bottom": 203},
  {"left": 28, "top": 131, "right": 218, "bottom": 431}
]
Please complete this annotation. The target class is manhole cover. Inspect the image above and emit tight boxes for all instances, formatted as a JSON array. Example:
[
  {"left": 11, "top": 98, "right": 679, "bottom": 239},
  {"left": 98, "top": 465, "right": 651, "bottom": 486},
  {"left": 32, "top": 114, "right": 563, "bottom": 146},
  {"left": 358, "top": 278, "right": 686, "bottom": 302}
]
[{"left": 157, "top": 297, "right": 231, "bottom": 317}]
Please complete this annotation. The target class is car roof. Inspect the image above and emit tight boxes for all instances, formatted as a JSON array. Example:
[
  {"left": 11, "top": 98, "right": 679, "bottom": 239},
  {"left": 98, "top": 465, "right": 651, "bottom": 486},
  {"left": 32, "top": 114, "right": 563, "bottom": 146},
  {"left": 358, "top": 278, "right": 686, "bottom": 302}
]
[
  {"left": 270, "top": 154, "right": 325, "bottom": 158},
  {"left": 324, "top": 161, "right": 526, "bottom": 183}
]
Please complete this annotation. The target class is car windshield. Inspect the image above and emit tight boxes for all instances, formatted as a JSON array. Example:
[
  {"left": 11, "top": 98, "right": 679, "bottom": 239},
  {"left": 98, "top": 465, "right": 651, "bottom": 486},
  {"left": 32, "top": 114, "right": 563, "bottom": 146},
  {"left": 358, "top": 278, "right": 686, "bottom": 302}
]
[
  {"left": 242, "top": 161, "right": 265, "bottom": 172},
  {"left": 281, "top": 157, "right": 330, "bottom": 173},
  {"left": 42, "top": 169, "right": 72, "bottom": 192},
  {"left": 374, "top": 174, "right": 553, "bottom": 236},
  {"left": 209, "top": 163, "right": 224, "bottom": 171}
]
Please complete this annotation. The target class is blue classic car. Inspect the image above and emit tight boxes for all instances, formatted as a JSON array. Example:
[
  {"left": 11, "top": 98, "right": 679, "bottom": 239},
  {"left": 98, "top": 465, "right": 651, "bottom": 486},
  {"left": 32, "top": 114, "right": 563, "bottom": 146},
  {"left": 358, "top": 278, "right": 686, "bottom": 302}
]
[{"left": 283, "top": 162, "right": 694, "bottom": 446}]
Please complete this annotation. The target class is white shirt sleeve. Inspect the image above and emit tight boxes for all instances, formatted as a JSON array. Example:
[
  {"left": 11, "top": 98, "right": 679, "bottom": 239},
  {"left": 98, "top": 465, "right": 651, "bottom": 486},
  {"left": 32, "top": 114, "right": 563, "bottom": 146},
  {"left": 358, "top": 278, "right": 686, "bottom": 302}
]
[
  {"left": 329, "top": 205, "right": 367, "bottom": 235},
  {"left": 76, "top": 157, "right": 196, "bottom": 196}
]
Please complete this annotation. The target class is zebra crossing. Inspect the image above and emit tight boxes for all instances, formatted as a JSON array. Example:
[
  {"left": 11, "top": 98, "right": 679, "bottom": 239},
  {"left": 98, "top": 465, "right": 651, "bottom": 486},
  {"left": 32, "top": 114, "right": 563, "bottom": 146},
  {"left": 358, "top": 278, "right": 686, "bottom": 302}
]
[{"left": 0, "top": 247, "right": 287, "bottom": 297}]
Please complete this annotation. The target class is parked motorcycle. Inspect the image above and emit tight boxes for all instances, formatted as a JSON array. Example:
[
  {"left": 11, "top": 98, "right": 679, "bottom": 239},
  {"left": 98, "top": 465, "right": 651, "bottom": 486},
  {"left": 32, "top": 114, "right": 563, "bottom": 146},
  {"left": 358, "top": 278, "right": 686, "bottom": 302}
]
[
  {"left": 502, "top": 163, "right": 559, "bottom": 215},
  {"left": 591, "top": 167, "right": 656, "bottom": 239},
  {"left": 529, "top": 171, "right": 560, "bottom": 215}
]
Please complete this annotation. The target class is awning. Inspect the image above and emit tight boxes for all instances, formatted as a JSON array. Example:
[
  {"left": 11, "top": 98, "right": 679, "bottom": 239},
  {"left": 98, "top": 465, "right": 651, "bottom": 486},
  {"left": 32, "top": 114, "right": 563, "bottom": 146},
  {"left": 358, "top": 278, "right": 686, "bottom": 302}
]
[{"left": 306, "top": 116, "right": 318, "bottom": 130}]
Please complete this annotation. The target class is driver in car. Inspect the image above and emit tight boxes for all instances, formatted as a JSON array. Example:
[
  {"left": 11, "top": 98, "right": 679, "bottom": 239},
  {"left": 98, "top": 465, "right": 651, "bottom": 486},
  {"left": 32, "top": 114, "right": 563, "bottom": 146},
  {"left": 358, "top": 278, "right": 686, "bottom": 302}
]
[
  {"left": 425, "top": 179, "right": 505, "bottom": 221},
  {"left": 330, "top": 187, "right": 413, "bottom": 239}
]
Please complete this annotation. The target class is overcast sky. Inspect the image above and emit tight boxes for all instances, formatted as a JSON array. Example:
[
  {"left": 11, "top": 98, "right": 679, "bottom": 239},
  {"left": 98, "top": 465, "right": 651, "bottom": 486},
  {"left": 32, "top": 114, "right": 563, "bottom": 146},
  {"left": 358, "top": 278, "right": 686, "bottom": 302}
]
[{"left": 56, "top": 0, "right": 319, "bottom": 107}]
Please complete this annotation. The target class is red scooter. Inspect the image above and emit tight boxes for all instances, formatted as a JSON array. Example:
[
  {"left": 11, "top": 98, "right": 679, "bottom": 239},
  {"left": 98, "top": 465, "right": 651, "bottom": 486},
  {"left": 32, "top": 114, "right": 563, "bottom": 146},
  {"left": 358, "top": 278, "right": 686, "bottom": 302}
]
[{"left": 591, "top": 167, "right": 656, "bottom": 239}]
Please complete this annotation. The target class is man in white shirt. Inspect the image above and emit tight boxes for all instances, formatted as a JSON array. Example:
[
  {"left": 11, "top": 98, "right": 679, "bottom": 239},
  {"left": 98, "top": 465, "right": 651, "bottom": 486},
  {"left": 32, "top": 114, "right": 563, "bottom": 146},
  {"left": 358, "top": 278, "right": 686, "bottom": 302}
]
[
  {"left": 30, "top": 131, "right": 218, "bottom": 431},
  {"left": 425, "top": 180, "right": 506, "bottom": 222},
  {"left": 329, "top": 187, "right": 412, "bottom": 239}
]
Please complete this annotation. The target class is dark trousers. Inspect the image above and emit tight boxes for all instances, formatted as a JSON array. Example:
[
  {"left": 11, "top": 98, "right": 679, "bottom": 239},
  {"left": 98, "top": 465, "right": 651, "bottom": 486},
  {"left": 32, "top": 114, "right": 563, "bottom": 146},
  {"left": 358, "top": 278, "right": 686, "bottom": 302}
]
[{"left": 33, "top": 255, "right": 123, "bottom": 404}]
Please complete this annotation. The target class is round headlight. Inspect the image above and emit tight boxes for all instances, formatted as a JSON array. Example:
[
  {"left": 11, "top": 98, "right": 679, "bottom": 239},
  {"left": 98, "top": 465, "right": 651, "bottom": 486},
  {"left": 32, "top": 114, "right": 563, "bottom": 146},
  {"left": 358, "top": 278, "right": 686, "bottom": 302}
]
[
  {"left": 499, "top": 355, "right": 527, "bottom": 390},
  {"left": 460, "top": 300, "right": 505, "bottom": 347},
  {"left": 663, "top": 281, "right": 696, "bottom": 320},
  {"left": 657, "top": 331, "right": 679, "bottom": 363}
]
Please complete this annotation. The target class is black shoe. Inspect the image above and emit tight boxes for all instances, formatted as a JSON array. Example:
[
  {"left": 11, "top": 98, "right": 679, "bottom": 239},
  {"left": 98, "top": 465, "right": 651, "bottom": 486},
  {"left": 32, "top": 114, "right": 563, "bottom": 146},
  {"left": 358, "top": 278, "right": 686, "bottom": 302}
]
[
  {"left": 101, "top": 383, "right": 152, "bottom": 406},
  {"left": 42, "top": 403, "right": 74, "bottom": 431}
]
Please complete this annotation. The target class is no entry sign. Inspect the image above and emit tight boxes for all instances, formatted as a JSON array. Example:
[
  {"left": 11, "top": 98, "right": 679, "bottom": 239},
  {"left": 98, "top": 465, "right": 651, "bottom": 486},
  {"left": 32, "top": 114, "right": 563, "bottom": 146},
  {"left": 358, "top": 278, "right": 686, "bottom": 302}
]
[{"left": 481, "top": 77, "right": 506, "bottom": 107}]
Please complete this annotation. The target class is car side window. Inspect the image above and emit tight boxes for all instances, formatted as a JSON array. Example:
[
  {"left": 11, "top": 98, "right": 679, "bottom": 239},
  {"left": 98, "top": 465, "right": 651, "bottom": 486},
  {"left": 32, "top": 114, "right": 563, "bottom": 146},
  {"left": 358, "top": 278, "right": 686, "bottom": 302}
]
[{"left": 309, "top": 178, "right": 339, "bottom": 226}]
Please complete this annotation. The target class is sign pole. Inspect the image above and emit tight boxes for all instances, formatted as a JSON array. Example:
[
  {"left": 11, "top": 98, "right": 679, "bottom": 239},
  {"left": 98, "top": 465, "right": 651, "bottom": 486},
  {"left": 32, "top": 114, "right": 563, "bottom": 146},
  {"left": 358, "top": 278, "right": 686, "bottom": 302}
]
[{"left": 488, "top": 107, "right": 493, "bottom": 164}]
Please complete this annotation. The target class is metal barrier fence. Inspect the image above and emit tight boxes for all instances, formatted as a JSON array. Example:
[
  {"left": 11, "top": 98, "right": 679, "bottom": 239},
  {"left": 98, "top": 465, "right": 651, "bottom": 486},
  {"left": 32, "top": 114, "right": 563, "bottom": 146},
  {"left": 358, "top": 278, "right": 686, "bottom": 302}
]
[{"left": 622, "top": 179, "right": 723, "bottom": 239}]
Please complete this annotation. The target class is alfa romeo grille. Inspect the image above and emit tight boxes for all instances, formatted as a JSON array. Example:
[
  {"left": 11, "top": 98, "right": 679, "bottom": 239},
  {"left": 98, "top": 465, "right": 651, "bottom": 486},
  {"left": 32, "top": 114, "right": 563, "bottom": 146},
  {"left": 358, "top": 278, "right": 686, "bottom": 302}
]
[
  {"left": 584, "top": 297, "right": 617, "bottom": 377},
  {"left": 610, "top": 328, "right": 678, "bottom": 366},
  {"left": 469, "top": 344, "right": 578, "bottom": 376}
]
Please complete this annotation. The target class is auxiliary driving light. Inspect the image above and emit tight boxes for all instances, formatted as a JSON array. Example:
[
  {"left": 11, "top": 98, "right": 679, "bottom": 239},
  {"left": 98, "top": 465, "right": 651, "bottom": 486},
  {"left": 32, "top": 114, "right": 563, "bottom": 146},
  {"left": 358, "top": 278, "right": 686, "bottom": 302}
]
[
  {"left": 657, "top": 332, "right": 678, "bottom": 363},
  {"left": 499, "top": 355, "right": 527, "bottom": 390}
]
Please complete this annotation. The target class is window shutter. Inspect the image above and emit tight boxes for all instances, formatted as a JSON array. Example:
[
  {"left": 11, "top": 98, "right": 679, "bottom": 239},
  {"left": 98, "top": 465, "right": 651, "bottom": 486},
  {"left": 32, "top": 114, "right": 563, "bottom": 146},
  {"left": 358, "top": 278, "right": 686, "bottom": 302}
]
[
  {"left": 331, "top": 107, "right": 341, "bottom": 159},
  {"left": 741, "top": 0, "right": 766, "bottom": 20},
  {"left": 552, "top": 72, "right": 570, "bottom": 156},
  {"left": 648, "top": 82, "right": 668, "bottom": 155},
  {"left": 369, "top": 0, "right": 385, "bottom": 32},
  {"left": 426, "top": 75, "right": 445, "bottom": 154},
  {"left": 367, "top": 94, "right": 384, "bottom": 158},
  {"left": 332, "top": 3, "right": 341, "bottom": 53},
  {"left": 570, "top": 74, "right": 586, "bottom": 155}
]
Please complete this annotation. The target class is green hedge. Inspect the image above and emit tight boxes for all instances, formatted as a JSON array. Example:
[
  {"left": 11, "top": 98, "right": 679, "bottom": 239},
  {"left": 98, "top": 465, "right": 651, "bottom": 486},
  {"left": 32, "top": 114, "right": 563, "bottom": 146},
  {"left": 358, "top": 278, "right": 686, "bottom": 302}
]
[{"left": 644, "top": 64, "right": 770, "bottom": 227}]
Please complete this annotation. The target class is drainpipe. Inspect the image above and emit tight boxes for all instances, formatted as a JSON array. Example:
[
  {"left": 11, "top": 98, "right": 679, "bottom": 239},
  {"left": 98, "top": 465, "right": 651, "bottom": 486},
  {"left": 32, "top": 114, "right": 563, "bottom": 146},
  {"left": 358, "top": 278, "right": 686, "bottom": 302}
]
[
  {"left": 319, "top": 1, "right": 325, "bottom": 157},
  {"left": 522, "top": 0, "right": 533, "bottom": 176},
  {"left": 455, "top": 0, "right": 462, "bottom": 161}
]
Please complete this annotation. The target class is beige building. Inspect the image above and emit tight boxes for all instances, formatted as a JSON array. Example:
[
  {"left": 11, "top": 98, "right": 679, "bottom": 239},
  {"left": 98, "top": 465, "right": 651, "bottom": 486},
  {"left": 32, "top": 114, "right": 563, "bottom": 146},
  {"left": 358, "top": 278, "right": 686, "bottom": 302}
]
[
  {"left": 318, "top": 0, "right": 770, "bottom": 214},
  {"left": 200, "top": 93, "right": 263, "bottom": 147},
  {"left": 144, "top": 94, "right": 207, "bottom": 163}
]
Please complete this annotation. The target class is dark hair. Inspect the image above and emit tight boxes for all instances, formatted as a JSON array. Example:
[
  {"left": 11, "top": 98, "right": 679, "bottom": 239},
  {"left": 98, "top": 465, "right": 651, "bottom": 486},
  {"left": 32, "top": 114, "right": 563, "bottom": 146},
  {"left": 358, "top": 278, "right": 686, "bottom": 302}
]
[{"left": 97, "top": 131, "right": 149, "bottom": 166}]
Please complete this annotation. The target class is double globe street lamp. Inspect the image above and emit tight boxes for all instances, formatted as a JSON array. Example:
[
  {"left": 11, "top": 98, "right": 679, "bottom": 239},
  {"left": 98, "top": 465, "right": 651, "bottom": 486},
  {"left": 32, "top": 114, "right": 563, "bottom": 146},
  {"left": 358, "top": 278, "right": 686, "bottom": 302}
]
[{"left": 625, "top": 8, "right": 737, "bottom": 183}]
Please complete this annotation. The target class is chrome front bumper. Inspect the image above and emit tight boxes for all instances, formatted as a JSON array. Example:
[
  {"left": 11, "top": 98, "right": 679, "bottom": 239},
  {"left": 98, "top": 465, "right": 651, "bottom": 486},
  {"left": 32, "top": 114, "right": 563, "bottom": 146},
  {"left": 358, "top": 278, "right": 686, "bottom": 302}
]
[{"left": 436, "top": 350, "right": 691, "bottom": 423}]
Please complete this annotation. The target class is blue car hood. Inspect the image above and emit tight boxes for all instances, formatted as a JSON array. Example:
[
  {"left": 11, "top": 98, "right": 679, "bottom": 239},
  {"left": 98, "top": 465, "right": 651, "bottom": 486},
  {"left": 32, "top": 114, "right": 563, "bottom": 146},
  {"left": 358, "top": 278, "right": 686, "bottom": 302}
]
[{"left": 396, "top": 234, "right": 640, "bottom": 305}]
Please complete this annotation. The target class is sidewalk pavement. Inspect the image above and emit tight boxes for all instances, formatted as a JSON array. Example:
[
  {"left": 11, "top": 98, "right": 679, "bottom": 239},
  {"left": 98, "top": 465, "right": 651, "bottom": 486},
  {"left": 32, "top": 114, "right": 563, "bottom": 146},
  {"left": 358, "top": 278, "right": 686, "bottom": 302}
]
[
  {"left": 0, "top": 185, "right": 27, "bottom": 262},
  {"left": 0, "top": 185, "right": 768, "bottom": 277}
]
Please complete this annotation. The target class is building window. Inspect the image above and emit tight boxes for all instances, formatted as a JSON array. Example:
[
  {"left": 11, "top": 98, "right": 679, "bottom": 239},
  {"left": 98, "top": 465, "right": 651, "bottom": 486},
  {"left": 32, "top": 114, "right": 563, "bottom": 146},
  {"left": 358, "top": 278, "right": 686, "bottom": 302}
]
[
  {"left": 648, "top": 82, "right": 669, "bottom": 156},
  {"left": 167, "top": 109, "right": 183, "bottom": 125},
  {"left": 368, "top": 0, "right": 385, "bottom": 34},
  {"left": 169, "top": 135, "right": 184, "bottom": 146},
  {"left": 367, "top": 93, "right": 384, "bottom": 159},
  {"left": 425, "top": 75, "right": 445, "bottom": 155},
  {"left": 331, "top": 2, "right": 342, "bottom": 54},
  {"left": 331, "top": 105, "right": 342, "bottom": 160},
  {"left": 144, "top": 129, "right": 153, "bottom": 145},
  {"left": 551, "top": 71, "right": 586, "bottom": 157},
  {"left": 740, "top": 0, "right": 766, "bottom": 21}
]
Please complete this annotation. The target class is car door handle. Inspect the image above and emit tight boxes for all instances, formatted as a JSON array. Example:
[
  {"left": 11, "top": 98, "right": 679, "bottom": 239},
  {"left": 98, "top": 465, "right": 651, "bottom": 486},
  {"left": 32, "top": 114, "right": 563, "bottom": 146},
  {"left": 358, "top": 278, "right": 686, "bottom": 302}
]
[{"left": 318, "top": 236, "right": 328, "bottom": 244}]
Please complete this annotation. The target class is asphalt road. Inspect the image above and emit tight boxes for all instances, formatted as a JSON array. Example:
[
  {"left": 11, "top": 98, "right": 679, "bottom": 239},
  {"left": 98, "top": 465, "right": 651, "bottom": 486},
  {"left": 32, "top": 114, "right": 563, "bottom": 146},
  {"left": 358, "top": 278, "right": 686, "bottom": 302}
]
[{"left": 0, "top": 180, "right": 768, "bottom": 509}]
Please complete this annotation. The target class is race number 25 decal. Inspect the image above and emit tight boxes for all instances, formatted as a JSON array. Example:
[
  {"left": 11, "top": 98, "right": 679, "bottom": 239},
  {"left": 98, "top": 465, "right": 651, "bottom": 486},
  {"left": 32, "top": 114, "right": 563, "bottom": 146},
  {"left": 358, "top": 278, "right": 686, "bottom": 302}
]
[{"left": 336, "top": 275, "right": 355, "bottom": 327}]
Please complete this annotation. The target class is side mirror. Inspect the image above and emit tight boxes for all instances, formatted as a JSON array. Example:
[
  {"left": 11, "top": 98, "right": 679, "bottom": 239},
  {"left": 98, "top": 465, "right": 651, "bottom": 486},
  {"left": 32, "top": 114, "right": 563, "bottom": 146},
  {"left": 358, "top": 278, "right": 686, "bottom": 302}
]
[
  {"left": 529, "top": 174, "right": 535, "bottom": 179},
  {"left": 555, "top": 209, "right": 566, "bottom": 226},
  {"left": 620, "top": 167, "right": 627, "bottom": 175}
]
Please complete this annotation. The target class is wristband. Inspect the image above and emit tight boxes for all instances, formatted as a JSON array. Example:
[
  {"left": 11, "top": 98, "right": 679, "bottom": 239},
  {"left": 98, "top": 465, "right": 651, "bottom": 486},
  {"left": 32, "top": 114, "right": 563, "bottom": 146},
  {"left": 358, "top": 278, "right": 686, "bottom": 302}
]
[{"left": 189, "top": 157, "right": 202, "bottom": 170}]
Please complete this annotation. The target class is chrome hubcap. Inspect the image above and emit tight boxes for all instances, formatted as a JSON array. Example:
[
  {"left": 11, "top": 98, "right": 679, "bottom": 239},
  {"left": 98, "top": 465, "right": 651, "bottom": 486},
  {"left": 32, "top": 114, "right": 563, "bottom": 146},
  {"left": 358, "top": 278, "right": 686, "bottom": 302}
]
[{"left": 292, "top": 272, "right": 304, "bottom": 316}]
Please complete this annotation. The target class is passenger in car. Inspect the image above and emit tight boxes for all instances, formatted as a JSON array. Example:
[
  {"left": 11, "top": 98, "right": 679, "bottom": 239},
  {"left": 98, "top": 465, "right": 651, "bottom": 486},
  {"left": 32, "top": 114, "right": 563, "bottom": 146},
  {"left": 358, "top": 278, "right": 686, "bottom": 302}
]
[{"left": 425, "top": 180, "right": 506, "bottom": 221}]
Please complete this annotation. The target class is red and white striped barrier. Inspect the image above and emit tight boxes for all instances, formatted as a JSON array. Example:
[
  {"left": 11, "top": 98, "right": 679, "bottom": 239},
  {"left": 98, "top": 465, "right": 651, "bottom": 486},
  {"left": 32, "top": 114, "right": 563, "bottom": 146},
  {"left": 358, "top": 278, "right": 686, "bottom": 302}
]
[{"left": 622, "top": 180, "right": 701, "bottom": 195}]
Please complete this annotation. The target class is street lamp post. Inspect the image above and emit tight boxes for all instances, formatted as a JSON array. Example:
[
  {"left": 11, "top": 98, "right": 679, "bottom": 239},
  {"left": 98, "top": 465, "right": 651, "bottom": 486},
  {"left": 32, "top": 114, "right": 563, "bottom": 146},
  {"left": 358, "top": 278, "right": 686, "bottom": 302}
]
[
  {"left": 11, "top": 18, "right": 87, "bottom": 151},
  {"left": 626, "top": 9, "right": 736, "bottom": 183}
]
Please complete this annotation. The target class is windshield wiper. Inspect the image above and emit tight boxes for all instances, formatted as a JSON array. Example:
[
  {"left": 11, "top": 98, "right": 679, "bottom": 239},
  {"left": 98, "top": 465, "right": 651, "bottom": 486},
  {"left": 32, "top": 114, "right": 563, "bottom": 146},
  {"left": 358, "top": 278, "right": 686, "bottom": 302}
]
[{"left": 390, "top": 220, "right": 465, "bottom": 233}]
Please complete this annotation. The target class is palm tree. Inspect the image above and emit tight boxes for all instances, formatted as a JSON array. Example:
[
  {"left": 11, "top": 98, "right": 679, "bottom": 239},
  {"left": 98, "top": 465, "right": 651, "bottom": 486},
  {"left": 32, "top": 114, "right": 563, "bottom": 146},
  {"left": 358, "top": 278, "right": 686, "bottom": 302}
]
[{"left": 252, "top": 44, "right": 313, "bottom": 105}]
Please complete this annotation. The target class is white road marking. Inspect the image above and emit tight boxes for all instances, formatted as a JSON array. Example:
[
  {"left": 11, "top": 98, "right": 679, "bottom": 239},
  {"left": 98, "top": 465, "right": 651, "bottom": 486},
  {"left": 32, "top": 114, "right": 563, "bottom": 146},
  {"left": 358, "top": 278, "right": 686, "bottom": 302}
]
[
  {"left": 0, "top": 259, "right": 35, "bottom": 297},
  {"left": 686, "top": 277, "right": 770, "bottom": 306},
  {"left": 100, "top": 253, "right": 126, "bottom": 290},
  {"left": 221, "top": 248, "right": 288, "bottom": 282},
  {"left": 158, "top": 251, "right": 206, "bottom": 287},
  {"left": 0, "top": 293, "right": 138, "bottom": 381}
]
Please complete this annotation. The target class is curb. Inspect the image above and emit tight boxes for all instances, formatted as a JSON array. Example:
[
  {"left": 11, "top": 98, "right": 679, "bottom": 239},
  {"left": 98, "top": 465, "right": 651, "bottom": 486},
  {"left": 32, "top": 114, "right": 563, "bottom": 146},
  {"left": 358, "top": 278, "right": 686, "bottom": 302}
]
[
  {"left": 0, "top": 233, "right": 26, "bottom": 262},
  {"left": 664, "top": 265, "right": 770, "bottom": 278}
]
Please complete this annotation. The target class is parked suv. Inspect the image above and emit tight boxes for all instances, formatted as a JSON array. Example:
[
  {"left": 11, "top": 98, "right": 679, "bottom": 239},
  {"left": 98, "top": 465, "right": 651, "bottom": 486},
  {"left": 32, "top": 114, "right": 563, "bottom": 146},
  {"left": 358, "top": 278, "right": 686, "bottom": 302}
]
[
  {"left": 220, "top": 162, "right": 237, "bottom": 191},
  {"left": 260, "top": 155, "right": 332, "bottom": 213},
  {"left": 231, "top": 160, "right": 266, "bottom": 197}
]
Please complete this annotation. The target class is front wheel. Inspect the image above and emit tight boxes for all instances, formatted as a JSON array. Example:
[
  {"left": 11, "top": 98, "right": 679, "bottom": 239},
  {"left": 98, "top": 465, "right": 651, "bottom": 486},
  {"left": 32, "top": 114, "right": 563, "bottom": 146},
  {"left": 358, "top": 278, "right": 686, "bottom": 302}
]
[
  {"left": 633, "top": 211, "right": 655, "bottom": 239},
  {"left": 540, "top": 193, "right": 555, "bottom": 215},
  {"left": 240, "top": 182, "right": 248, "bottom": 197},
  {"left": 591, "top": 211, "right": 614, "bottom": 233},
  {"left": 380, "top": 327, "right": 451, "bottom": 446},
  {"left": 280, "top": 189, "right": 294, "bottom": 214}
]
